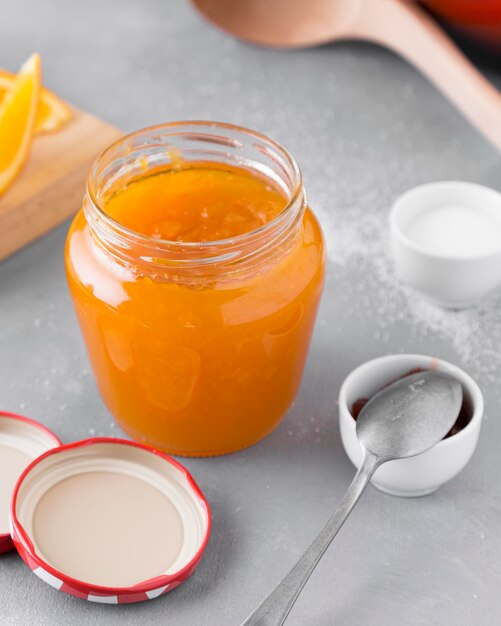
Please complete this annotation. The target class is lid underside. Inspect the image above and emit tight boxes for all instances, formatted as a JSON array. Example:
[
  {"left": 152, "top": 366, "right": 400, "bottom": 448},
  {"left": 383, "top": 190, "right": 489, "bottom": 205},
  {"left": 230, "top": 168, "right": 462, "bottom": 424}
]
[
  {"left": 0, "top": 415, "right": 60, "bottom": 538},
  {"left": 14, "top": 441, "right": 209, "bottom": 589}
]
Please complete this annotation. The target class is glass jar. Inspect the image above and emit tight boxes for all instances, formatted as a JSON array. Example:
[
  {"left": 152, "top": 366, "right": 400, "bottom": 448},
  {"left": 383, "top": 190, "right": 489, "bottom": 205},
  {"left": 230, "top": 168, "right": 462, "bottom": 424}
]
[{"left": 65, "top": 122, "right": 325, "bottom": 456}]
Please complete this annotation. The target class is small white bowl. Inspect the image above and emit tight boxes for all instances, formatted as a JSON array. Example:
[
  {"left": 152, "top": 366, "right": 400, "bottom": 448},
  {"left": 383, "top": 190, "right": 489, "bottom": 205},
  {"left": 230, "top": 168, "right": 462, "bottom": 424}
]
[
  {"left": 339, "top": 354, "right": 483, "bottom": 497},
  {"left": 390, "top": 181, "right": 501, "bottom": 308}
]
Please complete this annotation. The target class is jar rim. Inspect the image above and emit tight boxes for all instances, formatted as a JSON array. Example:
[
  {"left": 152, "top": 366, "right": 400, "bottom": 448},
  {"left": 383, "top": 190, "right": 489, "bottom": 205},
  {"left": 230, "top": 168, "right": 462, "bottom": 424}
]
[{"left": 85, "top": 120, "right": 304, "bottom": 252}]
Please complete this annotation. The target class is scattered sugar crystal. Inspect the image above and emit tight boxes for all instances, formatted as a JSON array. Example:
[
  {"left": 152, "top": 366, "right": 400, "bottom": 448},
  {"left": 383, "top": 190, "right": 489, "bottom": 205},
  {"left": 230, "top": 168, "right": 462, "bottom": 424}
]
[{"left": 315, "top": 198, "right": 501, "bottom": 393}]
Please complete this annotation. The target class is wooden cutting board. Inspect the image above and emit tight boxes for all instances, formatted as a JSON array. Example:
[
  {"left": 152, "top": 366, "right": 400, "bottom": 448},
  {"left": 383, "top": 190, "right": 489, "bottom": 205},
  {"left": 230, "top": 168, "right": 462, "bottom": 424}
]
[{"left": 0, "top": 109, "right": 123, "bottom": 261}]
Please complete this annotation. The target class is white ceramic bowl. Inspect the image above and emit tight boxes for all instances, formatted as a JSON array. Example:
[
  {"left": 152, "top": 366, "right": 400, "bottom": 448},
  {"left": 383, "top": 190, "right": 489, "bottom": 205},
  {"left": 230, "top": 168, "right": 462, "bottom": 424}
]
[
  {"left": 390, "top": 181, "right": 501, "bottom": 308},
  {"left": 339, "top": 354, "right": 483, "bottom": 497}
]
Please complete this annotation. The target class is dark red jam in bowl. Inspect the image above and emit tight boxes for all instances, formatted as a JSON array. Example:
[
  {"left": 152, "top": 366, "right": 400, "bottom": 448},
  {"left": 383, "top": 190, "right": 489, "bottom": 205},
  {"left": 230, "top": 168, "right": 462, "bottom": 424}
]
[{"left": 351, "top": 368, "right": 472, "bottom": 439}]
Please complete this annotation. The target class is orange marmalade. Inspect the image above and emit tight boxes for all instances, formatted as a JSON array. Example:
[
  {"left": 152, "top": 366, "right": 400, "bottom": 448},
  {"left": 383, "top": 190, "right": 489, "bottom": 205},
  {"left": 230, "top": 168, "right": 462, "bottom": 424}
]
[{"left": 65, "top": 122, "right": 325, "bottom": 456}]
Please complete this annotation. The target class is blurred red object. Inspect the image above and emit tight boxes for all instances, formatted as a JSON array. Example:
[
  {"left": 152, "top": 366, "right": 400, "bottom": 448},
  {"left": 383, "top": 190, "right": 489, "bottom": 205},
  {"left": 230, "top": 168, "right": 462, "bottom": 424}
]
[{"left": 421, "top": 0, "right": 501, "bottom": 57}]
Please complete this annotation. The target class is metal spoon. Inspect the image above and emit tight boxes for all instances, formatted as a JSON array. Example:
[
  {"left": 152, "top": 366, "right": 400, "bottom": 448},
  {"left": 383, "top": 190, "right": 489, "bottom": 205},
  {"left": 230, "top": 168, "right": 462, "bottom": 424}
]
[
  {"left": 191, "top": 0, "right": 501, "bottom": 152},
  {"left": 241, "top": 370, "right": 463, "bottom": 625}
]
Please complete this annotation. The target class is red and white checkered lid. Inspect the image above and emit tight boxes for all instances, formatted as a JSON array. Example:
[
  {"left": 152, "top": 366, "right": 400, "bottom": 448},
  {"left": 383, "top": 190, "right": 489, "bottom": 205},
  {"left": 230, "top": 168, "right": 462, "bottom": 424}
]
[
  {"left": 0, "top": 411, "right": 62, "bottom": 554},
  {"left": 2, "top": 416, "right": 211, "bottom": 604}
]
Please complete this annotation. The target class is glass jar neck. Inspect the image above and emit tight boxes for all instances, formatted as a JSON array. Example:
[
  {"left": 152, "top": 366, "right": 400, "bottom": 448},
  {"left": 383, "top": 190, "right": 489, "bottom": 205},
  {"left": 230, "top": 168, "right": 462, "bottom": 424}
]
[{"left": 84, "top": 121, "right": 306, "bottom": 282}]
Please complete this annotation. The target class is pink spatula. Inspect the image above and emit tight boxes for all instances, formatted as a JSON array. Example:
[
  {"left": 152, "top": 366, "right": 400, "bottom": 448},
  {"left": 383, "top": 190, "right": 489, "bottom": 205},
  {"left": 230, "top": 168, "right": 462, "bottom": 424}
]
[{"left": 191, "top": 0, "right": 501, "bottom": 152}]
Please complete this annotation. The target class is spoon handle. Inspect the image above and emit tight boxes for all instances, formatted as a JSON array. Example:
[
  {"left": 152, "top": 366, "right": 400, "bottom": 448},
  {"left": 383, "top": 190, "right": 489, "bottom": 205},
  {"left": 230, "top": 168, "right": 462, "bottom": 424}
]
[
  {"left": 240, "top": 451, "right": 381, "bottom": 626},
  {"left": 355, "top": 0, "right": 501, "bottom": 153}
]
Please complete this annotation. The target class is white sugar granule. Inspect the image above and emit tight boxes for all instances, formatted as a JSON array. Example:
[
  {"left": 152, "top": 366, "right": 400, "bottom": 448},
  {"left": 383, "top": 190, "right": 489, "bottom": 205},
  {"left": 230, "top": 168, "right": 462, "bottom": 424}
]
[
  {"left": 405, "top": 205, "right": 501, "bottom": 257},
  {"left": 316, "top": 202, "right": 501, "bottom": 386}
]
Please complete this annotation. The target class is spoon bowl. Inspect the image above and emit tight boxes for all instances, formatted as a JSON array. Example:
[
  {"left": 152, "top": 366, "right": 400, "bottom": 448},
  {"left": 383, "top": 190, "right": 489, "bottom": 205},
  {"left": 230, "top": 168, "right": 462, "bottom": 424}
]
[
  {"left": 357, "top": 370, "right": 463, "bottom": 461},
  {"left": 191, "top": 0, "right": 360, "bottom": 47}
]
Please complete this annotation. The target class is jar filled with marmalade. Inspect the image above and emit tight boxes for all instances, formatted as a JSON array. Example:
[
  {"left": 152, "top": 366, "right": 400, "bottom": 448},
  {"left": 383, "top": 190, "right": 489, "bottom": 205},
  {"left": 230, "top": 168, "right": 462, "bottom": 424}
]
[{"left": 65, "top": 122, "right": 325, "bottom": 456}]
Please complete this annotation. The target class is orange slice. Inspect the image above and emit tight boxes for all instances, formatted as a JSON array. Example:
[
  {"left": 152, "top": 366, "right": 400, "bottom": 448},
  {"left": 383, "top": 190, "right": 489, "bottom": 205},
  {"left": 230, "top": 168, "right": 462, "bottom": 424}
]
[
  {"left": 0, "top": 67, "right": 72, "bottom": 133},
  {"left": 0, "top": 53, "right": 41, "bottom": 196}
]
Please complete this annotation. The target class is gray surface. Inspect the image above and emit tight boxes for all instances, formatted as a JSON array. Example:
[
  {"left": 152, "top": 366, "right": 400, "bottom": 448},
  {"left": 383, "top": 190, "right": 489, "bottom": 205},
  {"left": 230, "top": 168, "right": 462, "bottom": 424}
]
[{"left": 1, "top": 1, "right": 500, "bottom": 624}]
